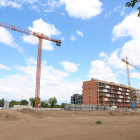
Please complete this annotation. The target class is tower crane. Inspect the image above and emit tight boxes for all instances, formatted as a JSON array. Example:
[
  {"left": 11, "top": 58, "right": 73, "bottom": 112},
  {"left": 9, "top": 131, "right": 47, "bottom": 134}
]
[
  {"left": 122, "top": 57, "right": 140, "bottom": 108},
  {"left": 0, "top": 21, "right": 61, "bottom": 108}
]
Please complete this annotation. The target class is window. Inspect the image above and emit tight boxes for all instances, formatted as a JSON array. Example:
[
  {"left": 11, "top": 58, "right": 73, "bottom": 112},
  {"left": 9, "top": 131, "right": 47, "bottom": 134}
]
[
  {"left": 89, "top": 87, "right": 90, "bottom": 89},
  {"left": 89, "top": 83, "right": 90, "bottom": 85},
  {"left": 89, "top": 92, "right": 90, "bottom": 94},
  {"left": 89, "top": 101, "right": 90, "bottom": 103},
  {"left": 89, "top": 96, "right": 90, "bottom": 98}
]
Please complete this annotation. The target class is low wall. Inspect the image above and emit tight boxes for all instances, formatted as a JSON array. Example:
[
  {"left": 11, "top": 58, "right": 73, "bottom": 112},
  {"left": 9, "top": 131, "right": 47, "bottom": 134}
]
[
  {"left": 9, "top": 107, "right": 63, "bottom": 111},
  {"left": 65, "top": 104, "right": 109, "bottom": 111}
]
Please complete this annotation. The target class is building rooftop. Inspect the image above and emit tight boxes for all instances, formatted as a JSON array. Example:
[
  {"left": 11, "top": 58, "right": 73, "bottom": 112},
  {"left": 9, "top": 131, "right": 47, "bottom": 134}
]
[{"left": 83, "top": 78, "right": 139, "bottom": 91}]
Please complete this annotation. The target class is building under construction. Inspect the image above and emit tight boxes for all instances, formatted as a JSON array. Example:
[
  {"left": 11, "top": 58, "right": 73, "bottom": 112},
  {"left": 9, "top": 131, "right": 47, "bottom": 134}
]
[
  {"left": 71, "top": 94, "right": 83, "bottom": 104},
  {"left": 82, "top": 78, "right": 140, "bottom": 108}
]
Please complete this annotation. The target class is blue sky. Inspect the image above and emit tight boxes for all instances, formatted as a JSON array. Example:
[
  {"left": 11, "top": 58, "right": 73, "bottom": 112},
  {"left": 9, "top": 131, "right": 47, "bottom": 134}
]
[{"left": 0, "top": 0, "right": 140, "bottom": 104}]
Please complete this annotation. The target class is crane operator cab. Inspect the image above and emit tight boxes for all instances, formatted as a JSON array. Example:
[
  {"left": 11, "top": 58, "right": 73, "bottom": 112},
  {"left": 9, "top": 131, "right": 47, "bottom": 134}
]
[{"left": 56, "top": 40, "right": 61, "bottom": 46}]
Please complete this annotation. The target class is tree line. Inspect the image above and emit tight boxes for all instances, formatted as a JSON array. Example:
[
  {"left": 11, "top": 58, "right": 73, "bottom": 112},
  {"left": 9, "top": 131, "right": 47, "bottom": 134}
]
[{"left": 0, "top": 97, "right": 68, "bottom": 108}]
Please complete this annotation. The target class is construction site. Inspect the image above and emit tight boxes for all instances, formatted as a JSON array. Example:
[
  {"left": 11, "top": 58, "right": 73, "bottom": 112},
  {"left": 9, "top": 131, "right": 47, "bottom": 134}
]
[{"left": 1, "top": 11, "right": 140, "bottom": 140}]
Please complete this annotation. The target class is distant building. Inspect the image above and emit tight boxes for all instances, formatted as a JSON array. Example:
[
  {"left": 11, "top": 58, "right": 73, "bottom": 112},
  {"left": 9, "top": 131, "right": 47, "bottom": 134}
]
[
  {"left": 71, "top": 94, "right": 83, "bottom": 104},
  {"left": 82, "top": 78, "right": 140, "bottom": 108}
]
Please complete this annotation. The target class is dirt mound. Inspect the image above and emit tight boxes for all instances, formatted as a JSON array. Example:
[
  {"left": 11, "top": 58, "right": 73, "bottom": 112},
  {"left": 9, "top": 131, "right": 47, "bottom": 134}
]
[
  {"left": 18, "top": 109, "right": 110, "bottom": 118},
  {"left": 108, "top": 111, "right": 140, "bottom": 116},
  {"left": 19, "top": 109, "right": 44, "bottom": 118},
  {"left": 0, "top": 111, "right": 19, "bottom": 121}
]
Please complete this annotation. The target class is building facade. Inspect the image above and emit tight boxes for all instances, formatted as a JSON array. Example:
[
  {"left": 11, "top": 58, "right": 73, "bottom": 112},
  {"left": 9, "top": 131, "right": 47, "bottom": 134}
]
[
  {"left": 71, "top": 94, "right": 83, "bottom": 104},
  {"left": 82, "top": 78, "right": 140, "bottom": 108}
]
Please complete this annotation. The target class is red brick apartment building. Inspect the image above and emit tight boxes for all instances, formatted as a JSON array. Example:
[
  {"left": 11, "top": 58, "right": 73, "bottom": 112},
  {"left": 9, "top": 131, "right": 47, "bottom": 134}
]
[{"left": 82, "top": 78, "right": 140, "bottom": 108}]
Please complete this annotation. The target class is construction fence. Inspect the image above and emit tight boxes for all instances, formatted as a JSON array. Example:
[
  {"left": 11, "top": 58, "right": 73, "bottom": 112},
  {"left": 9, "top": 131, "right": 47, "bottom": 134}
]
[{"left": 64, "top": 104, "right": 109, "bottom": 111}]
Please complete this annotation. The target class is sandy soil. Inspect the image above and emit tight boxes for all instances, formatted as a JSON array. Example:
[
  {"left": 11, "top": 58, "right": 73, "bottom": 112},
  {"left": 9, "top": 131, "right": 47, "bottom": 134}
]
[{"left": 0, "top": 109, "right": 140, "bottom": 140}]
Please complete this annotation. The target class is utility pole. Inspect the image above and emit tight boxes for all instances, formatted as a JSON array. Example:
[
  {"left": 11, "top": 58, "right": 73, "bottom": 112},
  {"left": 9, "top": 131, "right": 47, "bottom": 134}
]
[{"left": 21, "top": 96, "right": 23, "bottom": 105}]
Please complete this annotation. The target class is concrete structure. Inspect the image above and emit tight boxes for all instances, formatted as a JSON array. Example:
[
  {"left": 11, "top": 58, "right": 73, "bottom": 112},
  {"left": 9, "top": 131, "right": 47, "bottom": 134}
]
[
  {"left": 132, "top": 89, "right": 140, "bottom": 108},
  {"left": 71, "top": 94, "right": 83, "bottom": 104},
  {"left": 10, "top": 105, "right": 33, "bottom": 110},
  {"left": 65, "top": 104, "right": 109, "bottom": 111},
  {"left": 82, "top": 78, "right": 140, "bottom": 108},
  {"left": 4, "top": 101, "right": 9, "bottom": 110}
]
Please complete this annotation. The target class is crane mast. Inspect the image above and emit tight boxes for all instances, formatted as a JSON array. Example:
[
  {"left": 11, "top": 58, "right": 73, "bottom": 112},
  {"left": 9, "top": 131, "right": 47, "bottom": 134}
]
[
  {"left": 126, "top": 57, "right": 131, "bottom": 88},
  {"left": 0, "top": 21, "right": 61, "bottom": 108}
]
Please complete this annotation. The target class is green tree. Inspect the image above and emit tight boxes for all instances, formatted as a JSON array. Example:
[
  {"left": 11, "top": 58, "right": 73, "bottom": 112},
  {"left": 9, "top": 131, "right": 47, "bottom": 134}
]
[
  {"left": 56, "top": 105, "right": 61, "bottom": 108},
  {"left": 48, "top": 97, "right": 57, "bottom": 108},
  {"left": 9, "top": 100, "right": 20, "bottom": 107},
  {"left": 40, "top": 100, "right": 48, "bottom": 108},
  {"left": 0, "top": 98, "right": 4, "bottom": 108},
  {"left": 20, "top": 99, "right": 29, "bottom": 105},
  {"left": 60, "top": 103, "right": 68, "bottom": 108},
  {"left": 29, "top": 97, "right": 35, "bottom": 107},
  {"left": 126, "top": 0, "right": 140, "bottom": 17}
]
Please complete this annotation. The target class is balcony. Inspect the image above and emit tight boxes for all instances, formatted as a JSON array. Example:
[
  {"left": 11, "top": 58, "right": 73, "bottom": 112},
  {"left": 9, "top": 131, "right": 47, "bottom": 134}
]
[
  {"left": 118, "top": 99, "right": 122, "bottom": 102},
  {"left": 117, "top": 92, "right": 121, "bottom": 94},
  {"left": 127, "top": 89, "right": 130, "bottom": 92},
  {"left": 106, "top": 94, "right": 110, "bottom": 97},
  {"left": 103, "top": 89, "right": 108, "bottom": 92},
  {"left": 117, "top": 88, "right": 122, "bottom": 90},
  {"left": 99, "top": 84, "right": 105, "bottom": 87},
  {"left": 127, "top": 97, "right": 130, "bottom": 99},
  {"left": 126, "top": 100, "right": 130, "bottom": 102},
  {"left": 126, "top": 93, "right": 129, "bottom": 95},
  {"left": 122, "top": 100, "right": 126, "bottom": 102},
  {"left": 105, "top": 98, "right": 108, "bottom": 101},
  {"left": 110, "top": 95, "right": 115, "bottom": 97},
  {"left": 105, "top": 85, "right": 110, "bottom": 88},
  {"left": 110, "top": 99, "right": 116, "bottom": 102},
  {"left": 119, "top": 96, "right": 123, "bottom": 98}
]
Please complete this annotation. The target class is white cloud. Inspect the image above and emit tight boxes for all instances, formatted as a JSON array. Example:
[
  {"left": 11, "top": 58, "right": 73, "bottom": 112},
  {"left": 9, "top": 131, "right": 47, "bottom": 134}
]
[
  {"left": 88, "top": 60, "right": 118, "bottom": 83},
  {"left": 107, "top": 49, "right": 127, "bottom": 70},
  {"left": 0, "top": 64, "right": 10, "bottom": 70},
  {"left": 43, "top": 0, "right": 60, "bottom": 13},
  {"left": 0, "top": 27, "right": 23, "bottom": 52},
  {"left": 115, "top": 70, "right": 125, "bottom": 77},
  {"left": 16, "top": 0, "right": 38, "bottom": 4},
  {"left": 61, "top": 12, "right": 65, "bottom": 15},
  {"left": 60, "top": 37, "right": 65, "bottom": 41},
  {"left": 99, "top": 52, "right": 107, "bottom": 58},
  {"left": 47, "top": 0, "right": 60, "bottom": 9},
  {"left": 24, "top": 57, "right": 37, "bottom": 65},
  {"left": 76, "top": 30, "right": 83, "bottom": 37},
  {"left": 104, "top": 11, "right": 112, "bottom": 17},
  {"left": 104, "top": 5, "right": 121, "bottom": 17},
  {"left": 60, "top": 0, "right": 103, "bottom": 20},
  {"left": 112, "top": 11, "right": 140, "bottom": 66},
  {"left": 22, "top": 18, "right": 61, "bottom": 51},
  {"left": 114, "top": 6, "right": 121, "bottom": 12},
  {"left": 0, "top": 0, "right": 22, "bottom": 8},
  {"left": 131, "top": 72, "right": 140, "bottom": 79},
  {"left": 0, "top": 57, "right": 82, "bottom": 103},
  {"left": 120, "top": 7, "right": 126, "bottom": 16},
  {"left": 71, "top": 34, "right": 76, "bottom": 41},
  {"left": 29, "top": 5, "right": 40, "bottom": 12},
  {"left": 44, "top": 9, "right": 54, "bottom": 13},
  {"left": 59, "top": 61, "right": 80, "bottom": 73}
]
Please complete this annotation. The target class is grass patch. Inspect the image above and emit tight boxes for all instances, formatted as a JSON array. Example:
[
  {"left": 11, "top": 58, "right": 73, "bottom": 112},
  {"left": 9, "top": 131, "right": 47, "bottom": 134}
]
[{"left": 95, "top": 120, "right": 102, "bottom": 124}]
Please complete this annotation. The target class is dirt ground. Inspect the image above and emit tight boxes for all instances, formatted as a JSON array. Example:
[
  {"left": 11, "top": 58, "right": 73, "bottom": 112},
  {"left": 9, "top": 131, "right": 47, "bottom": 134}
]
[{"left": 0, "top": 109, "right": 140, "bottom": 140}]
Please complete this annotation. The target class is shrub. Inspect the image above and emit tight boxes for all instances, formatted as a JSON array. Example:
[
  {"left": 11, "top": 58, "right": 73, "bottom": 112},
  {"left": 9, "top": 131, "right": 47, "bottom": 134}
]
[{"left": 95, "top": 120, "right": 102, "bottom": 124}]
